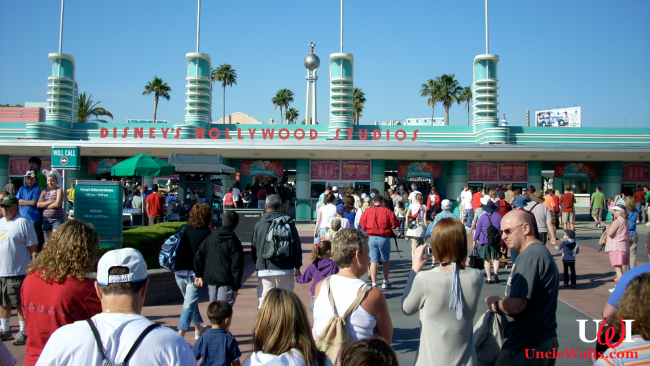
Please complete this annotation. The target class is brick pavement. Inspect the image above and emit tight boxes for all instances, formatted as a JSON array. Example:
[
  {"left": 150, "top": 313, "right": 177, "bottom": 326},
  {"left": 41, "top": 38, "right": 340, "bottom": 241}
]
[{"left": 5, "top": 222, "right": 648, "bottom": 365}]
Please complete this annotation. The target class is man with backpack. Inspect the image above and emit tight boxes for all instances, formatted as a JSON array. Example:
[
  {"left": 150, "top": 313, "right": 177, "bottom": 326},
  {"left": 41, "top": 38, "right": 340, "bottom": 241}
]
[
  {"left": 38, "top": 248, "right": 195, "bottom": 365},
  {"left": 251, "top": 194, "right": 302, "bottom": 309}
]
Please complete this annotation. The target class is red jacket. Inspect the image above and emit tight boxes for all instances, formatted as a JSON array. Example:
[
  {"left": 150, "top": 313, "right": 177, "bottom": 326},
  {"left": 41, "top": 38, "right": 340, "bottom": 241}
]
[
  {"left": 426, "top": 194, "right": 440, "bottom": 212},
  {"left": 360, "top": 205, "right": 399, "bottom": 237}
]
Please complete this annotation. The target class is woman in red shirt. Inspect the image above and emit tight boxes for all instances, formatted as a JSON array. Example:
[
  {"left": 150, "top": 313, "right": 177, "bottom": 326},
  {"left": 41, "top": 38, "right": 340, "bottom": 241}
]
[{"left": 20, "top": 220, "right": 102, "bottom": 365}]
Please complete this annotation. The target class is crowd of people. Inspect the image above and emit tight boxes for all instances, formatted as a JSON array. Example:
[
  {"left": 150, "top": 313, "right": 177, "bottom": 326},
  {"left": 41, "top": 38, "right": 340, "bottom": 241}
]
[{"left": 1, "top": 178, "right": 650, "bottom": 366}]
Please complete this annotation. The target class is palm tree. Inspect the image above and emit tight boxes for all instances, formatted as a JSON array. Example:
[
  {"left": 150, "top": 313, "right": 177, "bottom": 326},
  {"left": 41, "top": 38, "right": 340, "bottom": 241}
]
[
  {"left": 435, "top": 74, "right": 462, "bottom": 126},
  {"left": 285, "top": 107, "right": 299, "bottom": 124},
  {"left": 420, "top": 79, "right": 440, "bottom": 123},
  {"left": 352, "top": 88, "right": 366, "bottom": 125},
  {"left": 271, "top": 89, "right": 294, "bottom": 124},
  {"left": 142, "top": 76, "right": 171, "bottom": 124},
  {"left": 458, "top": 86, "right": 473, "bottom": 126},
  {"left": 76, "top": 92, "right": 113, "bottom": 123},
  {"left": 211, "top": 64, "right": 237, "bottom": 123}
]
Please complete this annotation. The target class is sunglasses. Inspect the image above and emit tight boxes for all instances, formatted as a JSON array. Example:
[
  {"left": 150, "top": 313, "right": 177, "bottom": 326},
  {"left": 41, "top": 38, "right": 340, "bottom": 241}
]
[{"left": 502, "top": 224, "right": 524, "bottom": 236}]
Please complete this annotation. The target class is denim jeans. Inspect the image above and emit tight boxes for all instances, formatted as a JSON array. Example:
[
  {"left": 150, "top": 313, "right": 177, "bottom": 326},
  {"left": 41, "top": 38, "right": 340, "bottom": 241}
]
[
  {"left": 398, "top": 217, "right": 405, "bottom": 236},
  {"left": 466, "top": 209, "right": 474, "bottom": 228},
  {"left": 175, "top": 274, "right": 203, "bottom": 331}
]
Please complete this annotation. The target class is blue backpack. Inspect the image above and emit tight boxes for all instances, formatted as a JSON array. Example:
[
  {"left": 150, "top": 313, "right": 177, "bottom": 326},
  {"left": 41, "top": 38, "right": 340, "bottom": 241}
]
[{"left": 159, "top": 225, "right": 187, "bottom": 271}]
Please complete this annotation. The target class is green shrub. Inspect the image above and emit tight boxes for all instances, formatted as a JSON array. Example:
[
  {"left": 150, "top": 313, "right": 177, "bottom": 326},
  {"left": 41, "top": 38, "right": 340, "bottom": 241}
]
[{"left": 100, "top": 222, "right": 188, "bottom": 270}]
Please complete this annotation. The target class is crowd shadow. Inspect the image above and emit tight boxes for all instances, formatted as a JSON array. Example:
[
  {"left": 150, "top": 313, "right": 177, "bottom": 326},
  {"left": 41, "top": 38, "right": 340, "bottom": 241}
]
[{"left": 391, "top": 327, "right": 421, "bottom": 354}]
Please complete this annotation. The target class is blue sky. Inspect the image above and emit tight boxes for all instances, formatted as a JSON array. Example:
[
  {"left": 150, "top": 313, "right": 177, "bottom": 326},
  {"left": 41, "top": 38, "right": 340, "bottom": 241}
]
[{"left": 1, "top": 0, "right": 649, "bottom": 127}]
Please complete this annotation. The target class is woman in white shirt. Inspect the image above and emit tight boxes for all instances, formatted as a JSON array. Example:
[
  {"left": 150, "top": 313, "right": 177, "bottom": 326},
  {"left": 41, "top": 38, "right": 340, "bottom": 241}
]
[
  {"left": 314, "top": 193, "right": 338, "bottom": 240},
  {"left": 245, "top": 288, "right": 330, "bottom": 366},
  {"left": 312, "top": 228, "right": 393, "bottom": 344},
  {"left": 406, "top": 193, "right": 428, "bottom": 251}
]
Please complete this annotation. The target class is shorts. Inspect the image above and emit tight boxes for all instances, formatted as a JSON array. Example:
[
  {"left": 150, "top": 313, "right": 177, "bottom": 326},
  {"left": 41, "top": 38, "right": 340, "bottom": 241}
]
[
  {"left": 561, "top": 211, "right": 575, "bottom": 223},
  {"left": 148, "top": 216, "right": 163, "bottom": 226},
  {"left": 42, "top": 217, "right": 64, "bottom": 231},
  {"left": 592, "top": 208, "right": 603, "bottom": 219},
  {"left": 368, "top": 236, "right": 391, "bottom": 263},
  {"left": 1, "top": 275, "right": 25, "bottom": 307},
  {"left": 608, "top": 250, "right": 629, "bottom": 266}
]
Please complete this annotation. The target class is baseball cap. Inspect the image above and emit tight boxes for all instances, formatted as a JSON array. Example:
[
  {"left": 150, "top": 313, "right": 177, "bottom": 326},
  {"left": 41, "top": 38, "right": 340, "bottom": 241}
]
[
  {"left": 513, "top": 196, "right": 530, "bottom": 208},
  {"left": 497, "top": 190, "right": 505, "bottom": 198},
  {"left": 24, "top": 170, "right": 36, "bottom": 177},
  {"left": 441, "top": 199, "right": 452, "bottom": 207},
  {"left": 332, "top": 186, "right": 338, "bottom": 191},
  {"left": 480, "top": 195, "right": 491, "bottom": 206},
  {"left": 564, "top": 229, "right": 576, "bottom": 239},
  {"left": 336, "top": 203, "right": 345, "bottom": 211},
  {"left": 0, "top": 195, "right": 18, "bottom": 207},
  {"left": 97, "top": 248, "right": 148, "bottom": 286},
  {"left": 611, "top": 205, "right": 625, "bottom": 212}
]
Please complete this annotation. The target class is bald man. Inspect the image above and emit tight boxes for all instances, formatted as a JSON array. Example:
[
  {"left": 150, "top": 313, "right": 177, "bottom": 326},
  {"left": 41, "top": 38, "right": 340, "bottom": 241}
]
[{"left": 485, "top": 210, "right": 559, "bottom": 366}]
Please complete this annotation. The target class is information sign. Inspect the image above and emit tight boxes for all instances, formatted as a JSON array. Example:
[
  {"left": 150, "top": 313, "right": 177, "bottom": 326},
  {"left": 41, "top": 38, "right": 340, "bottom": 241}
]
[
  {"left": 51, "top": 147, "right": 80, "bottom": 170},
  {"left": 622, "top": 163, "right": 650, "bottom": 182},
  {"left": 468, "top": 161, "right": 498, "bottom": 182},
  {"left": 498, "top": 162, "right": 528, "bottom": 182},
  {"left": 341, "top": 160, "right": 370, "bottom": 180},
  {"left": 311, "top": 160, "right": 341, "bottom": 180},
  {"left": 74, "top": 180, "right": 124, "bottom": 248}
]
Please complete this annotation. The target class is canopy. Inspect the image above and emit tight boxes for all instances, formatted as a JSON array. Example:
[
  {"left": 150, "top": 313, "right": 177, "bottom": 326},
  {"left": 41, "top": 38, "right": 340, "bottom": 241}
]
[{"left": 110, "top": 154, "right": 176, "bottom": 176}]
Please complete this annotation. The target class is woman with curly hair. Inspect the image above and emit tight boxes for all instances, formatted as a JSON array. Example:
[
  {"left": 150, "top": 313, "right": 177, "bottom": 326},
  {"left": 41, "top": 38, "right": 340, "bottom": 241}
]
[
  {"left": 595, "top": 272, "right": 650, "bottom": 365},
  {"left": 174, "top": 203, "right": 213, "bottom": 339},
  {"left": 20, "top": 220, "right": 102, "bottom": 365}
]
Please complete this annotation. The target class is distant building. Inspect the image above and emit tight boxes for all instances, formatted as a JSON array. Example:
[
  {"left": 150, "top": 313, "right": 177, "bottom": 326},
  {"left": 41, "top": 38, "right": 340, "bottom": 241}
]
[
  {"left": 0, "top": 107, "right": 45, "bottom": 123},
  {"left": 214, "top": 112, "right": 262, "bottom": 124}
]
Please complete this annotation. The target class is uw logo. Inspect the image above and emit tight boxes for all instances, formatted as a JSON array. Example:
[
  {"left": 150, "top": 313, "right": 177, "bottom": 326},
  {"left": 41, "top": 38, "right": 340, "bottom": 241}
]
[{"left": 577, "top": 317, "right": 635, "bottom": 348}]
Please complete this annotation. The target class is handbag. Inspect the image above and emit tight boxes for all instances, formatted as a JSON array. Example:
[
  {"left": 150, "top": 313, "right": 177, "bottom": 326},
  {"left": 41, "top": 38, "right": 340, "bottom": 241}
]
[
  {"left": 598, "top": 227, "right": 608, "bottom": 251},
  {"left": 406, "top": 223, "right": 425, "bottom": 238},
  {"left": 468, "top": 248, "right": 484, "bottom": 269}
]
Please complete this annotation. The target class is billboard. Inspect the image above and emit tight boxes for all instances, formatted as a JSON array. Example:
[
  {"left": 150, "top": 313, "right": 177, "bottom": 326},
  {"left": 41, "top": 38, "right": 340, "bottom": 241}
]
[
  {"left": 554, "top": 163, "right": 598, "bottom": 180},
  {"left": 535, "top": 107, "right": 581, "bottom": 127},
  {"left": 240, "top": 160, "right": 284, "bottom": 177}
]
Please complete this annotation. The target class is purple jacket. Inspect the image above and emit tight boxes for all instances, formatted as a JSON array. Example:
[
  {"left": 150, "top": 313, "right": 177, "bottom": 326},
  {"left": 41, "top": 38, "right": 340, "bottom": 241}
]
[
  {"left": 296, "top": 258, "right": 339, "bottom": 295},
  {"left": 474, "top": 212, "right": 503, "bottom": 246}
]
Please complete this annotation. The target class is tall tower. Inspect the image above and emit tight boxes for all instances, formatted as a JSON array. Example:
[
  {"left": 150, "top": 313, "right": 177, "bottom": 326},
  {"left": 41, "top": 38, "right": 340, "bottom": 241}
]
[
  {"left": 472, "top": 0, "right": 507, "bottom": 143},
  {"left": 184, "top": 53, "right": 212, "bottom": 125},
  {"left": 46, "top": 0, "right": 77, "bottom": 128},
  {"left": 184, "top": 0, "right": 212, "bottom": 126},
  {"left": 304, "top": 43, "right": 320, "bottom": 125},
  {"left": 329, "top": 0, "right": 353, "bottom": 138},
  {"left": 46, "top": 53, "right": 77, "bottom": 127}
]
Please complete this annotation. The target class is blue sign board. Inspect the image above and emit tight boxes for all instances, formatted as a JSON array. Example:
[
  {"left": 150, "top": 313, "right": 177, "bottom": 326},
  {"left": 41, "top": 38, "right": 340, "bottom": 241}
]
[{"left": 74, "top": 180, "right": 124, "bottom": 248}]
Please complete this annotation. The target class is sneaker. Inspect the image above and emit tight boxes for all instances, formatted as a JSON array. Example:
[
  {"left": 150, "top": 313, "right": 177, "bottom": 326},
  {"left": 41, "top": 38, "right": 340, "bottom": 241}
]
[
  {"left": 371, "top": 283, "right": 378, "bottom": 288},
  {"left": 646, "top": 222, "right": 650, "bottom": 227},
  {"left": 0, "top": 330, "right": 11, "bottom": 341},
  {"left": 493, "top": 274, "right": 500, "bottom": 284},
  {"left": 595, "top": 222, "right": 599, "bottom": 227},
  {"left": 382, "top": 281, "right": 391, "bottom": 289},
  {"left": 609, "top": 287, "right": 615, "bottom": 293},
  {"left": 485, "top": 279, "right": 494, "bottom": 284},
  {"left": 194, "top": 325, "right": 208, "bottom": 340},
  {"left": 12, "top": 331, "right": 26, "bottom": 345}
]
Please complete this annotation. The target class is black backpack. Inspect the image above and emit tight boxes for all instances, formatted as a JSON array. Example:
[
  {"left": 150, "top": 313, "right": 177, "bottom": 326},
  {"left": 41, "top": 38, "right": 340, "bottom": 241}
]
[
  {"left": 519, "top": 203, "right": 541, "bottom": 241},
  {"left": 86, "top": 319, "right": 160, "bottom": 366},
  {"left": 486, "top": 213, "right": 501, "bottom": 246},
  {"left": 261, "top": 215, "right": 294, "bottom": 260}
]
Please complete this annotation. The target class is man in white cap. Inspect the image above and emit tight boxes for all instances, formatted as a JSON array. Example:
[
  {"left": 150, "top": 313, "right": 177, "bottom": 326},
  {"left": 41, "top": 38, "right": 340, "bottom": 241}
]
[
  {"left": 37, "top": 248, "right": 194, "bottom": 366},
  {"left": 15, "top": 170, "right": 43, "bottom": 251}
]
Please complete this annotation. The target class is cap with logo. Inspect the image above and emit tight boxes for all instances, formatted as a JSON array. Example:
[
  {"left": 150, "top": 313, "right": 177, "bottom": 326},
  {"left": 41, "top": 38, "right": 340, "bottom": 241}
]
[
  {"left": 97, "top": 248, "right": 148, "bottom": 286},
  {"left": 336, "top": 203, "right": 345, "bottom": 211},
  {"left": 0, "top": 195, "right": 18, "bottom": 207}
]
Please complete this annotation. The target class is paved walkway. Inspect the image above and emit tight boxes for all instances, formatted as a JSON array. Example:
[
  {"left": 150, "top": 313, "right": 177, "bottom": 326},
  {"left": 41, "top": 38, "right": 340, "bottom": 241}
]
[{"left": 5, "top": 218, "right": 649, "bottom": 365}]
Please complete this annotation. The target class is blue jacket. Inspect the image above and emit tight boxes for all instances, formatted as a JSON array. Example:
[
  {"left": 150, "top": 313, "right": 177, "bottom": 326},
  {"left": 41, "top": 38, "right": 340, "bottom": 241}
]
[{"left": 16, "top": 184, "right": 42, "bottom": 223}]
